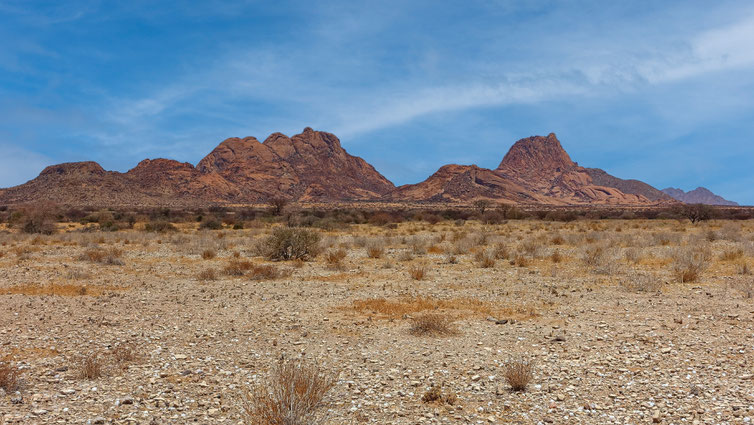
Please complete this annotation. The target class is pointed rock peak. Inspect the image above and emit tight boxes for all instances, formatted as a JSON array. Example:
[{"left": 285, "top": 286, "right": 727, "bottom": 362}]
[
  {"left": 262, "top": 132, "right": 290, "bottom": 144},
  {"left": 217, "top": 136, "right": 261, "bottom": 147},
  {"left": 291, "top": 127, "right": 342, "bottom": 150},
  {"left": 691, "top": 187, "right": 713, "bottom": 195},
  {"left": 497, "top": 133, "right": 575, "bottom": 171}
]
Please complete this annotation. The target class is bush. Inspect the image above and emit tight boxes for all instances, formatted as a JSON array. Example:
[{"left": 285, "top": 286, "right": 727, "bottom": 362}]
[
  {"left": 199, "top": 218, "right": 223, "bottom": 230},
  {"left": 504, "top": 359, "right": 533, "bottom": 392},
  {"left": 241, "top": 360, "right": 337, "bottom": 425},
  {"left": 671, "top": 245, "right": 711, "bottom": 283},
  {"left": 21, "top": 216, "right": 56, "bottom": 235},
  {"left": 259, "top": 227, "right": 321, "bottom": 261},
  {"left": 144, "top": 221, "right": 177, "bottom": 233},
  {"left": 409, "top": 313, "right": 455, "bottom": 336}
]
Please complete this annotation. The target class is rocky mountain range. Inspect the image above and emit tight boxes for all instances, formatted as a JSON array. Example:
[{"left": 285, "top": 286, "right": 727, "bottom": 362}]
[
  {"left": 0, "top": 128, "right": 709, "bottom": 207},
  {"left": 661, "top": 187, "right": 738, "bottom": 206}
]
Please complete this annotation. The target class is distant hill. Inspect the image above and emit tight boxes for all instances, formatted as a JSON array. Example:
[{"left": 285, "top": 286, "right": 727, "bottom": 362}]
[{"left": 661, "top": 187, "right": 739, "bottom": 206}]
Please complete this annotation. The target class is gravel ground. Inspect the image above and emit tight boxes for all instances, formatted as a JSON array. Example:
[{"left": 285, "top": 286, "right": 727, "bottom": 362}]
[{"left": 1, "top": 220, "right": 753, "bottom": 424}]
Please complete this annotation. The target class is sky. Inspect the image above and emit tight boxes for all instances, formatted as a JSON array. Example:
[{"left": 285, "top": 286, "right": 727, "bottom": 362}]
[{"left": 1, "top": 1, "right": 754, "bottom": 204}]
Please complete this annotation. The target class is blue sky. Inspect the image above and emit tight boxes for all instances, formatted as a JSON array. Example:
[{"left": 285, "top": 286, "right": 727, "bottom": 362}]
[{"left": 2, "top": 1, "right": 754, "bottom": 204}]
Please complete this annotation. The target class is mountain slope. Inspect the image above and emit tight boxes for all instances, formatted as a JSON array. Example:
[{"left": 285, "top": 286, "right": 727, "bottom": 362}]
[
  {"left": 584, "top": 168, "right": 673, "bottom": 202},
  {"left": 661, "top": 187, "right": 739, "bottom": 206}
]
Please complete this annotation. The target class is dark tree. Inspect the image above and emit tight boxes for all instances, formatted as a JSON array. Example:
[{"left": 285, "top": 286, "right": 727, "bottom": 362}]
[
  {"left": 269, "top": 197, "right": 289, "bottom": 216},
  {"left": 681, "top": 203, "right": 712, "bottom": 224},
  {"left": 473, "top": 199, "right": 491, "bottom": 215}
]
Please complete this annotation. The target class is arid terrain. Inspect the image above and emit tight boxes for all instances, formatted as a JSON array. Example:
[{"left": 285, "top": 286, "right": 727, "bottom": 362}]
[{"left": 1, "top": 214, "right": 753, "bottom": 424}]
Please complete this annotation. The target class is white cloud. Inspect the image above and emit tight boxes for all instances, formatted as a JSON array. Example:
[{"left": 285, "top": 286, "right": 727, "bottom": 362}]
[{"left": 93, "top": 6, "right": 754, "bottom": 146}]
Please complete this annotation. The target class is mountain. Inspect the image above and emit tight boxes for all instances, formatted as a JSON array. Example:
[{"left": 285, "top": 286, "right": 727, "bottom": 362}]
[
  {"left": 661, "top": 187, "right": 739, "bottom": 206},
  {"left": 0, "top": 129, "right": 680, "bottom": 207},
  {"left": 390, "top": 133, "right": 671, "bottom": 206},
  {"left": 196, "top": 128, "right": 394, "bottom": 201},
  {"left": 0, "top": 128, "right": 395, "bottom": 206}
]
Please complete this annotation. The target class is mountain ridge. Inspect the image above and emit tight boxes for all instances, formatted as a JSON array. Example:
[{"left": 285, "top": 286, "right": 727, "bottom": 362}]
[
  {"left": 0, "top": 129, "right": 680, "bottom": 207},
  {"left": 661, "top": 187, "right": 738, "bottom": 206}
]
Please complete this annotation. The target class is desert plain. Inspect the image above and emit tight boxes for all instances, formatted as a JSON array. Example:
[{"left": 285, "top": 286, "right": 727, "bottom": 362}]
[{"left": 1, "top": 214, "right": 753, "bottom": 424}]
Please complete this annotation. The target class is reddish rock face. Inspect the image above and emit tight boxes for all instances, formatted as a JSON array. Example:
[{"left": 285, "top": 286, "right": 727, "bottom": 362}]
[
  {"left": 390, "top": 133, "right": 674, "bottom": 206},
  {"left": 0, "top": 128, "right": 395, "bottom": 206},
  {"left": 498, "top": 133, "right": 576, "bottom": 173},
  {"left": 196, "top": 128, "right": 395, "bottom": 202}
]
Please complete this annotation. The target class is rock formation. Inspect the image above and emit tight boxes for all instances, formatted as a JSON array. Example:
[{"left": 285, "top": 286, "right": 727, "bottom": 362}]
[{"left": 661, "top": 187, "right": 738, "bottom": 206}]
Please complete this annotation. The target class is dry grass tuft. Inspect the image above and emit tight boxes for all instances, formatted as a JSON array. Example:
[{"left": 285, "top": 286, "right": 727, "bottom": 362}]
[
  {"left": 111, "top": 343, "right": 138, "bottom": 365},
  {"left": 735, "top": 261, "right": 751, "bottom": 275},
  {"left": 0, "top": 362, "right": 22, "bottom": 393},
  {"left": 197, "top": 268, "right": 218, "bottom": 281},
  {"left": 503, "top": 359, "right": 533, "bottom": 392},
  {"left": 719, "top": 248, "right": 744, "bottom": 262},
  {"left": 550, "top": 250, "right": 563, "bottom": 263},
  {"left": 241, "top": 360, "right": 337, "bottom": 425},
  {"left": 249, "top": 264, "right": 291, "bottom": 281},
  {"left": 324, "top": 248, "right": 347, "bottom": 270},
  {"left": 731, "top": 279, "right": 753, "bottom": 298},
  {"left": 409, "top": 313, "right": 456, "bottom": 336},
  {"left": 224, "top": 260, "right": 254, "bottom": 276},
  {"left": 620, "top": 273, "right": 663, "bottom": 293},
  {"left": 78, "top": 352, "right": 104, "bottom": 380},
  {"left": 671, "top": 245, "right": 711, "bottom": 283},
  {"left": 79, "top": 247, "right": 124, "bottom": 265},
  {"left": 366, "top": 244, "right": 385, "bottom": 259},
  {"left": 201, "top": 249, "right": 217, "bottom": 260},
  {"left": 421, "top": 384, "right": 457, "bottom": 405},
  {"left": 511, "top": 255, "right": 529, "bottom": 267},
  {"left": 408, "top": 264, "right": 427, "bottom": 280},
  {"left": 474, "top": 250, "right": 496, "bottom": 268}
]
